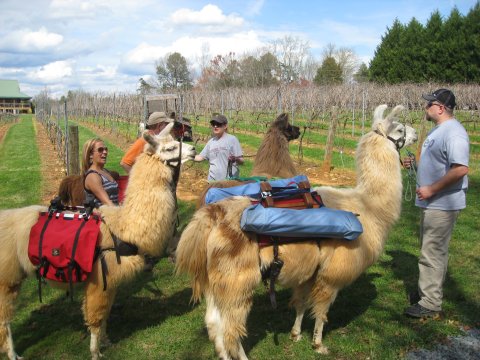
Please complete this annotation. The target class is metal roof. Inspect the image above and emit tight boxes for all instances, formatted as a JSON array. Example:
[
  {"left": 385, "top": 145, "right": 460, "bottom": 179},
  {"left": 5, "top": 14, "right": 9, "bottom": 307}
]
[{"left": 0, "top": 80, "right": 31, "bottom": 99}]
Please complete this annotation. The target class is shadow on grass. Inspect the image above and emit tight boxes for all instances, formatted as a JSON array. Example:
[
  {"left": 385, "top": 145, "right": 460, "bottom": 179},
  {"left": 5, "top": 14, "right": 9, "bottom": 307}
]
[
  {"left": 14, "top": 268, "right": 196, "bottom": 355},
  {"left": 241, "top": 272, "right": 379, "bottom": 354},
  {"left": 389, "top": 247, "right": 480, "bottom": 325}
]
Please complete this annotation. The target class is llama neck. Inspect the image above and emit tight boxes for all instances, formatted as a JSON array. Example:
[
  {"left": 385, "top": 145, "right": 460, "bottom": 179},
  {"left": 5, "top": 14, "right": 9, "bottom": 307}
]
[
  {"left": 116, "top": 154, "right": 177, "bottom": 255},
  {"left": 253, "top": 130, "right": 295, "bottom": 177},
  {"left": 355, "top": 132, "right": 403, "bottom": 226}
]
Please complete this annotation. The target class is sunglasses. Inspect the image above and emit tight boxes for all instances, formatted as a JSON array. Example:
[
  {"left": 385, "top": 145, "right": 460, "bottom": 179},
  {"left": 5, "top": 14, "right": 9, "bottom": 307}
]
[
  {"left": 95, "top": 147, "right": 108, "bottom": 153},
  {"left": 210, "top": 121, "right": 224, "bottom": 127},
  {"left": 426, "top": 101, "right": 443, "bottom": 109}
]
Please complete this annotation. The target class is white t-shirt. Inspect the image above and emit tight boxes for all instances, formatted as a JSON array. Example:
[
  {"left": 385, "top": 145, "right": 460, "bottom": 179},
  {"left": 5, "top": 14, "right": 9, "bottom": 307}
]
[{"left": 200, "top": 133, "right": 243, "bottom": 181}]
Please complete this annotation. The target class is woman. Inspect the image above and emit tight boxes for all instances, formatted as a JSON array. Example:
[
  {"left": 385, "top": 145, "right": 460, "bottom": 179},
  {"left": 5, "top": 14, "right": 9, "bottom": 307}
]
[{"left": 82, "top": 138, "right": 119, "bottom": 208}]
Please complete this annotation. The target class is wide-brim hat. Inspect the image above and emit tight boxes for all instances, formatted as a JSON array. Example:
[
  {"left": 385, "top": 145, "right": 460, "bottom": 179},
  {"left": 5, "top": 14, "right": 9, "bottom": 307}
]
[{"left": 147, "top": 111, "right": 174, "bottom": 126}]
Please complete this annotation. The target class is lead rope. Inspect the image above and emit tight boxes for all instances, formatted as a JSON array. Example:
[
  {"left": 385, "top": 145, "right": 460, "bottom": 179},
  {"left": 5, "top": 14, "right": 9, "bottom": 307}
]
[{"left": 403, "top": 149, "right": 418, "bottom": 201}]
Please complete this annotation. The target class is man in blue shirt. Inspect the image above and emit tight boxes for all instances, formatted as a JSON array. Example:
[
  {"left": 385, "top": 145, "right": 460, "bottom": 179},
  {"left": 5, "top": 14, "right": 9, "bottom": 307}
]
[{"left": 404, "top": 89, "right": 469, "bottom": 318}]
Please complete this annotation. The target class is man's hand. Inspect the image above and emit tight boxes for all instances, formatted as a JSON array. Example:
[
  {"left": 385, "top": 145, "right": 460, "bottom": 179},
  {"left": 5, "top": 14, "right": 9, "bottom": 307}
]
[
  {"left": 402, "top": 156, "right": 416, "bottom": 170},
  {"left": 416, "top": 186, "right": 434, "bottom": 201}
]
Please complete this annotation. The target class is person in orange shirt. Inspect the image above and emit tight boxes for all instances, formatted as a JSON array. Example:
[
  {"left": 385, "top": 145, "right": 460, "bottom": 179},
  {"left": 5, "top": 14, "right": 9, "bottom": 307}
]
[{"left": 120, "top": 111, "right": 174, "bottom": 173}]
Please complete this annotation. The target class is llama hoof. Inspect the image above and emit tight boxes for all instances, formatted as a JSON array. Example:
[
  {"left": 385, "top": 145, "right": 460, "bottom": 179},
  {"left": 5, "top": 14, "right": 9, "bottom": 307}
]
[
  {"left": 290, "top": 332, "right": 302, "bottom": 342},
  {"left": 91, "top": 352, "right": 103, "bottom": 360},
  {"left": 313, "top": 344, "right": 329, "bottom": 355}
]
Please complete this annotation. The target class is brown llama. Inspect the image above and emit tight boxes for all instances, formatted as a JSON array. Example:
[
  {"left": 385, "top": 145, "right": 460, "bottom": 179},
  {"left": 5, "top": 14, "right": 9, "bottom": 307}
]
[
  {"left": 196, "top": 113, "right": 300, "bottom": 207},
  {"left": 176, "top": 104, "right": 417, "bottom": 359},
  {"left": 0, "top": 124, "right": 196, "bottom": 360}
]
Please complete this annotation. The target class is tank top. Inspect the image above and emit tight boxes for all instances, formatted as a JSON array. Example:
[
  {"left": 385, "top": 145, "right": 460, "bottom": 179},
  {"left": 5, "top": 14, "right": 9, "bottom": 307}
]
[{"left": 84, "top": 169, "right": 119, "bottom": 208}]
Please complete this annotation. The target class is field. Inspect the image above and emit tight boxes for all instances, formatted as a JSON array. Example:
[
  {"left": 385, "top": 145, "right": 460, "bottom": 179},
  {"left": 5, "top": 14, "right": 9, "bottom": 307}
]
[{"left": 0, "top": 111, "right": 479, "bottom": 360}]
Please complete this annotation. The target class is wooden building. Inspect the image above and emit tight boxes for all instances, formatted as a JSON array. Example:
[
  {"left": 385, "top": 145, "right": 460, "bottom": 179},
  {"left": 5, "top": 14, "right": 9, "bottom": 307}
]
[{"left": 0, "top": 79, "right": 32, "bottom": 114}]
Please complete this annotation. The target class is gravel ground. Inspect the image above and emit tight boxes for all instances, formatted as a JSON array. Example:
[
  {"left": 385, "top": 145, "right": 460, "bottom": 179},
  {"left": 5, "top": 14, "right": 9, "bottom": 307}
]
[{"left": 406, "top": 327, "right": 480, "bottom": 360}]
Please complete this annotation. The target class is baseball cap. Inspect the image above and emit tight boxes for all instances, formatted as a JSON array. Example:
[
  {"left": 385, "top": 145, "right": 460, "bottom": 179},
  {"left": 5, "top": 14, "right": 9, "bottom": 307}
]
[
  {"left": 210, "top": 114, "right": 228, "bottom": 125},
  {"left": 422, "top": 89, "right": 456, "bottom": 109}
]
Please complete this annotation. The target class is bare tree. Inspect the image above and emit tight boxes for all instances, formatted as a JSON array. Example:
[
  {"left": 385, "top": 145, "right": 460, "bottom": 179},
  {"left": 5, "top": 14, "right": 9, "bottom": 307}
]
[
  {"left": 269, "top": 35, "right": 311, "bottom": 83},
  {"left": 301, "top": 54, "right": 319, "bottom": 82}
]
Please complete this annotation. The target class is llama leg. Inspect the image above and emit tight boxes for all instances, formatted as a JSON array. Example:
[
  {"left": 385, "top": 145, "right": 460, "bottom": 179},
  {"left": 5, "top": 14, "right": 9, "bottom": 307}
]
[
  {"left": 220, "top": 300, "right": 252, "bottom": 360},
  {"left": 0, "top": 284, "right": 21, "bottom": 360},
  {"left": 289, "top": 281, "right": 312, "bottom": 342},
  {"left": 83, "top": 281, "right": 117, "bottom": 360},
  {"left": 310, "top": 282, "right": 338, "bottom": 355},
  {"left": 205, "top": 292, "right": 233, "bottom": 360}
]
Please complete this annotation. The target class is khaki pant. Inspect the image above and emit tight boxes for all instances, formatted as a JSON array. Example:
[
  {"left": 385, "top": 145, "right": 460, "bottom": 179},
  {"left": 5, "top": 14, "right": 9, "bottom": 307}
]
[{"left": 418, "top": 208, "right": 459, "bottom": 311}]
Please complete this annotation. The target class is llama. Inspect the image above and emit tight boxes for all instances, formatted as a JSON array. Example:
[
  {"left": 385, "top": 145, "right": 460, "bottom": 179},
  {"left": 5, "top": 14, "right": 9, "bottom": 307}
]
[
  {"left": 175, "top": 104, "right": 417, "bottom": 359},
  {"left": 0, "top": 123, "right": 195, "bottom": 360},
  {"left": 251, "top": 112, "right": 300, "bottom": 179},
  {"left": 196, "top": 113, "right": 300, "bottom": 206}
]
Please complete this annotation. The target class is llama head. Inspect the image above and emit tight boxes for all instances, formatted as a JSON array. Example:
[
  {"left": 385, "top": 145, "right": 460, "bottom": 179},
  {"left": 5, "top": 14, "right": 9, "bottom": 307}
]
[
  {"left": 372, "top": 104, "right": 417, "bottom": 150},
  {"left": 143, "top": 123, "right": 196, "bottom": 164},
  {"left": 273, "top": 113, "right": 300, "bottom": 141}
]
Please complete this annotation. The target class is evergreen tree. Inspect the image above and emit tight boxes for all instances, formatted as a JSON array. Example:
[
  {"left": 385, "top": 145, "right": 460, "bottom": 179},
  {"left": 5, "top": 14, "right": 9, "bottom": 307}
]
[
  {"left": 401, "top": 18, "right": 426, "bottom": 82},
  {"left": 354, "top": 63, "right": 370, "bottom": 83},
  {"left": 258, "top": 52, "right": 280, "bottom": 86},
  {"left": 424, "top": 11, "right": 444, "bottom": 81},
  {"left": 369, "top": 3, "right": 480, "bottom": 84},
  {"left": 314, "top": 57, "right": 343, "bottom": 85},
  {"left": 464, "top": 2, "right": 480, "bottom": 82},
  {"left": 441, "top": 8, "right": 468, "bottom": 82},
  {"left": 369, "top": 19, "right": 406, "bottom": 83}
]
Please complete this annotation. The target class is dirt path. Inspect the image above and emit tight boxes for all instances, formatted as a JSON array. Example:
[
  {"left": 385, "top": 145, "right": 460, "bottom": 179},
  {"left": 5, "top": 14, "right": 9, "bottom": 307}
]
[
  {"left": 34, "top": 119, "right": 67, "bottom": 205},
  {"left": 0, "top": 121, "right": 15, "bottom": 144},
  {"left": 32, "top": 120, "right": 356, "bottom": 204}
]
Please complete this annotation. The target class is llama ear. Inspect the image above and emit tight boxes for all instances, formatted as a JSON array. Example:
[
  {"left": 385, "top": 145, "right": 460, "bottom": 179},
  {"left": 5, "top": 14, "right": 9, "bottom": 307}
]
[
  {"left": 372, "top": 104, "right": 388, "bottom": 130},
  {"left": 159, "top": 122, "right": 174, "bottom": 137},
  {"left": 274, "top": 113, "right": 288, "bottom": 128},
  {"left": 384, "top": 105, "right": 405, "bottom": 132},
  {"left": 143, "top": 131, "right": 159, "bottom": 153}
]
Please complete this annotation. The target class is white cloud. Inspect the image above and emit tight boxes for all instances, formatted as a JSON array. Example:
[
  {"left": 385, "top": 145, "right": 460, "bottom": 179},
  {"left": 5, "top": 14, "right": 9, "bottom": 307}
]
[
  {"left": 124, "top": 42, "right": 165, "bottom": 65},
  {"left": 170, "top": 4, "right": 244, "bottom": 28},
  {"left": 30, "top": 61, "right": 73, "bottom": 82},
  {"left": 119, "top": 31, "right": 266, "bottom": 76},
  {"left": 0, "top": 27, "right": 63, "bottom": 52}
]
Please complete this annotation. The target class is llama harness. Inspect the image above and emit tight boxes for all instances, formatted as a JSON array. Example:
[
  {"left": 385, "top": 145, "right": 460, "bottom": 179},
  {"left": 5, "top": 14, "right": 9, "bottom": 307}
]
[
  {"left": 204, "top": 176, "right": 364, "bottom": 308},
  {"left": 27, "top": 197, "right": 139, "bottom": 302},
  {"left": 28, "top": 201, "right": 101, "bottom": 302}
]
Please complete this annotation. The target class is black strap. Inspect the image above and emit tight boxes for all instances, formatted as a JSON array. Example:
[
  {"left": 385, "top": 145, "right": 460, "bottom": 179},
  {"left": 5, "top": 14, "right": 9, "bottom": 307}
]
[
  {"left": 100, "top": 254, "right": 108, "bottom": 291},
  {"left": 111, "top": 232, "right": 122, "bottom": 265},
  {"left": 37, "top": 215, "right": 53, "bottom": 303},
  {"left": 269, "top": 238, "right": 284, "bottom": 309}
]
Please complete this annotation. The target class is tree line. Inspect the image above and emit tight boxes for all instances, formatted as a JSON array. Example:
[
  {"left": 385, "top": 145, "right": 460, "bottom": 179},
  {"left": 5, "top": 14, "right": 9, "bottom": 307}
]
[
  {"left": 369, "top": 2, "right": 480, "bottom": 83},
  {"left": 139, "top": 2, "right": 479, "bottom": 93}
]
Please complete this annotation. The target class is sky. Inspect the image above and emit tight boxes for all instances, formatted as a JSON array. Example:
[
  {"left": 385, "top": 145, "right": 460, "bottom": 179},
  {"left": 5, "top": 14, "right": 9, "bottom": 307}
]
[{"left": 0, "top": 0, "right": 476, "bottom": 98}]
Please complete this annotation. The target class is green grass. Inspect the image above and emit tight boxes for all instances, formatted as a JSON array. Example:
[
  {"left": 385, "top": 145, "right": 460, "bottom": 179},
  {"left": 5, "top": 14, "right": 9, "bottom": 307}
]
[
  {"left": 0, "top": 116, "right": 42, "bottom": 209},
  {"left": 72, "top": 121, "right": 126, "bottom": 175},
  {"left": 1, "top": 114, "right": 479, "bottom": 359}
]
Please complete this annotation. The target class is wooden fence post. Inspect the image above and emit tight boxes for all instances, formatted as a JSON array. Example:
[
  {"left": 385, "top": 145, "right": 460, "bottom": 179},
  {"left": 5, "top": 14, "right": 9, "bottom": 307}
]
[
  {"left": 68, "top": 125, "right": 80, "bottom": 175},
  {"left": 321, "top": 107, "right": 339, "bottom": 173}
]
